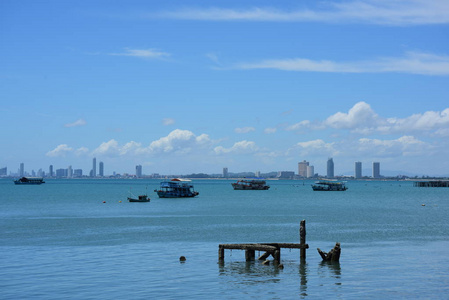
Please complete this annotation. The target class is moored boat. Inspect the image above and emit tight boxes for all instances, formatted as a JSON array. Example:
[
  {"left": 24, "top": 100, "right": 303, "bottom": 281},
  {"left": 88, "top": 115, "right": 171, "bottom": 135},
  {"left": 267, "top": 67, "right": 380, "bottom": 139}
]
[
  {"left": 14, "top": 177, "right": 45, "bottom": 185},
  {"left": 128, "top": 195, "right": 150, "bottom": 202},
  {"left": 312, "top": 180, "right": 347, "bottom": 191},
  {"left": 154, "top": 178, "right": 199, "bottom": 198},
  {"left": 231, "top": 179, "right": 270, "bottom": 190}
]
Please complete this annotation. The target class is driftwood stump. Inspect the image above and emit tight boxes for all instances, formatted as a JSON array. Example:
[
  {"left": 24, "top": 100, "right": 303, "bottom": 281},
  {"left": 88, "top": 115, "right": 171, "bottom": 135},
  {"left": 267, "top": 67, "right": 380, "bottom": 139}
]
[{"left": 317, "top": 242, "right": 341, "bottom": 262}]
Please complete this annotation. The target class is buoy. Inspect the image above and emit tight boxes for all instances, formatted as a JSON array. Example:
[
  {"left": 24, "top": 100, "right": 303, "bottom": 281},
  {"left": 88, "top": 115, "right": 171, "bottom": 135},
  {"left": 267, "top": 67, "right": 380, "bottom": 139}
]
[
  {"left": 422, "top": 204, "right": 425, "bottom": 206},
  {"left": 179, "top": 256, "right": 186, "bottom": 262},
  {"left": 119, "top": 201, "right": 122, "bottom": 203},
  {"left": 103, "top": 201, "right": 106, "bottom": 203}
]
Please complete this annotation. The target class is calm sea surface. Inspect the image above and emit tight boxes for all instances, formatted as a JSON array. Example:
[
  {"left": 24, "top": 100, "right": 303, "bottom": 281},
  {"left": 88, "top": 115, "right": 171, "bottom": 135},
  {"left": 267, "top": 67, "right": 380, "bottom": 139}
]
[{"left": 1, "top": 179, "right": 448, "bottom": 299}]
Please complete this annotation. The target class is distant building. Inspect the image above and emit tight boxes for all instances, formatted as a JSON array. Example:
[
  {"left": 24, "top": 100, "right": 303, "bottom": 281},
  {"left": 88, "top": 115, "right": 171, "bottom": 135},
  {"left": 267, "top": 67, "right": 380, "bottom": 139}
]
[
  {"left": 298, "top": 160, "right": 309, "bottom": 178},
  {"left": 307, "top": 165, "right": 315, "bottom": 178},
  {"left": 136, "top": 165, "right": 142, "bottom": 178},
  {"left": 327, "top": 158, "right": 334, "bottom": 178},
  {"left": 20, "top": 163, "right": 24, "bottom": 177},
  {"left": 355, "top": 162, "right": 362, "bottom": 179},
  {"left": 223, "top": 167, "right": 228, "bottom": 178},
  {"left": 56, "top": 168, "right": 67, "bottom": 178},
  {"left": 0, "top": 167, "right": 7, "bottom": 176},
  {"left": 373, "top": 162, "right": 380, "bottom": 178},
  {"left": 92, "top": 158, "right": 97, "bottom": 178},
  {"left": 99, "top": 162, "right": 104, "bottom": 177},
  {"left": 255, "top": 171, "right": 261, "bottom": 177},
  {"left": 74, "top": 169, "right": 83, "bottom": 177},
  {"left": 67, "top": 166, "right": 73, "bottom": 178},
  {"left": 277, "top": 171, "right": 295, "bottom": 179},
  {"left": 49, "top": 165, "right": 54, "bottom": 177}
]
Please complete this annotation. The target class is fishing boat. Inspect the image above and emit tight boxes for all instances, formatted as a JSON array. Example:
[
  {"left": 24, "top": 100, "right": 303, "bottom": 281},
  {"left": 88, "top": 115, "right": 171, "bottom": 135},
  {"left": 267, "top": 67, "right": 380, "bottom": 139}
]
[
  {"left": 14, "top": 177, "right": 45, "bottom": 185},
  {"left": 312, "top": 180, "right": 348, "bottom": 191},
  {"left": 127, "top": 195, "right": 150, "bottom": 202},
  {"left": 154, "top": 178, "right": 199, "bottom": 198},
  {"left": 127, "top": 186, "right": 150, "bottom": 202},
  {"left": 231, "top": 179, "right": 270, "bottom": 190}
]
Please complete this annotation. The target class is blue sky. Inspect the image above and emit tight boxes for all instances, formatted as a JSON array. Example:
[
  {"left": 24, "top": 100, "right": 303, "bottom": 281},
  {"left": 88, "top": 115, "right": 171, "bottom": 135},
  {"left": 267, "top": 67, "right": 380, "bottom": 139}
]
[{"left": 1, "top": 0, "right": 449, "bottom": 176}]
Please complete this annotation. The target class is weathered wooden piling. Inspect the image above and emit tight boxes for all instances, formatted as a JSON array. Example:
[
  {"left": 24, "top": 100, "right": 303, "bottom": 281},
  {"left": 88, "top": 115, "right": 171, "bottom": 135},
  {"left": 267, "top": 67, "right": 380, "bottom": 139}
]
[
  {"left": 300, "top": 219, "right": 306, "bottom": 260},
  {"left": 218, "top": 220, "right": 309, "bottom": 262},
  {"left": 317, "top": 242, "right": 341, "bottom": 262}
]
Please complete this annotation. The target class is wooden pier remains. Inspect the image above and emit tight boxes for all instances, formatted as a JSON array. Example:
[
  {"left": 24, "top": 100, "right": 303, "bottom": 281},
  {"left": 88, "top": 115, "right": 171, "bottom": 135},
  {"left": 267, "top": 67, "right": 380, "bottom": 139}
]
[
  {"left": 218, "top": 220, "right": 309, "bottom": 262},
  {"left": 414, "top": 180, "right": 449, "bottom": 187}
]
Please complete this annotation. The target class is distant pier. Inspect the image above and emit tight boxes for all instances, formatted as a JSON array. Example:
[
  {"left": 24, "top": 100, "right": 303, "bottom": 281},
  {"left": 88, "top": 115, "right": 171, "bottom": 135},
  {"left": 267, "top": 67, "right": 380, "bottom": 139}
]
[{"left": 414, "top": 180, "right": 449, "bottom": 187}]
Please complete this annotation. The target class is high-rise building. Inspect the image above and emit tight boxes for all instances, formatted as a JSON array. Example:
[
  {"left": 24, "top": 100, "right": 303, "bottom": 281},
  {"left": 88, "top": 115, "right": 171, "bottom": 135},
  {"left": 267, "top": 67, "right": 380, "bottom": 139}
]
[
  {"left": 99, "top": 162, "right": 104, "bottom": 177},
  {"left": 373, "top": 162, "right": 380, "bottom": 178},
  {"left": 49, "top": 165, "right": 54, "bottom": 177},
  {"left": 298, "top": 160, "right": 309, "bottom": 178},
  {"left": 67, "top": 166, "right": 73, "bottom": 178},
  {"left": 327, "top": 158, "right": 334, "bottom": 178},
  {"left": 74, "top": 169, "right": 83, "bottom": 177},
  {"left": 307, "top": 165, "right": 315, "bottom": 178},
  {"left": 255, "top": 171, "right": 261, "bottom": 177},
  {"left": 0, "top": 167, "right": 7, "bottom": 176},
  {"left": 20, "top": 163, "right": 24, "bottom": 177},
  {"left": 355, "top": 161, "right": 362, "bottom": 179},
  {"left": 223, "top": 167, "right": 228, "bottom": 178},
  {"left": 92, "top": 158, "right": 96, "bottom": 178},
  {"left": 136, "top": 165, "right": 142, "bottom": 178}
]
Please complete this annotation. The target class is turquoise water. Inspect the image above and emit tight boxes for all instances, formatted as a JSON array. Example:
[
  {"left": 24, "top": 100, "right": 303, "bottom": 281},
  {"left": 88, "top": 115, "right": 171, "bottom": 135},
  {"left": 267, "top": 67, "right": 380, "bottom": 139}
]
[{"left": 1, "top": 179, "right": 448, "bottom": 299}]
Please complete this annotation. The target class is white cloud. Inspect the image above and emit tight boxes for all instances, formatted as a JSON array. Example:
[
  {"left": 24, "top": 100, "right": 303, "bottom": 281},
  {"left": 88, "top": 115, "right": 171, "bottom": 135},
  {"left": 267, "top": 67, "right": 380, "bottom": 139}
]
[
  {"left": 294, "top": 139, "right": 338, "bottom": 156},
  {"left": 214, "top": 140, "right": 259, "bottom": 154},
  {"left": 235, "top": 127, "right": 255, "bottom": 134},
  {"left": 324, "top": 101, "right": 379, "bottom": 129},
  {"left": 147, "top": 129, "right": 211, "bottom": 154},
  {"left": 288, "top": 101, "right": 449, "bottom": 136},
  {"left": 358, "top": 135, "right": 432, "bottom": 157},
  {"left": 233, "top": 52, "right": 449, "bottom": 76},
  {"left": 264, "top": 127, "right": 277, "bottom": 134},
  {"left": 162, "top": 118, "right": 175, "bottom": 126},
  {"left": 153, "top": 1, "right": 449, "bottom": 25},
  {"left": 75, "top": 147, "right": 89, "bottom": 156},
  {"left": 46, "top": 144, "right": 73, "bottom": 157},
  {"left": 64, "top": 119, "right": 86, "bottom": 128},
  {"left": 109, "top": 48, "right": 170, "bottom": 59}
]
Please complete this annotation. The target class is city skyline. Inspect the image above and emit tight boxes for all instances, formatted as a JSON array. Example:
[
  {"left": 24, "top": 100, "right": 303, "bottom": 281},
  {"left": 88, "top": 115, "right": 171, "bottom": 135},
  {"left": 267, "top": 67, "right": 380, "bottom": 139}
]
[{"left": 1, "top": 1, "right": 449, "bottom": 176}]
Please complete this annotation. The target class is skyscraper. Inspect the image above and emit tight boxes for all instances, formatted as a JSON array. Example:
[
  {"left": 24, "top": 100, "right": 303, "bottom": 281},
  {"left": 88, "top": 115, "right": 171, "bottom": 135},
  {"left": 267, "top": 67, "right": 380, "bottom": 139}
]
[
  {"left": 99, "top": 162, "right": 104, "bottom": 177},
  {"left": 136, "top": 165, "right": 142, "bottom": 178},
  {"left": 223, "top": 167, "right": 228, "bottom": 178},
  {"left": 327, "top": 158, "right": 334, "bottom": 178},
  {"left": 307, "top": 165, "right": 315, "bottom": 178},
  {"left": 92, "top": 158, "right": 96, "bottom": 178},
  {"left": 355, "top": 161, "right": 362, "bottom": 179},
  {"left": 373, "top": 162, "right": 380, "bottom": 178},
  {"left": 298, "top": 160, "right": 309, "bottom": 178},
  {"left": 67, "top": 165, "right": 73, "bottom": 178},
  {"left": 20, "top": 163, "right": 24, "bottom": 177},
  {"left": 49, "top": 165, "right": 53, "bottom": 177}
]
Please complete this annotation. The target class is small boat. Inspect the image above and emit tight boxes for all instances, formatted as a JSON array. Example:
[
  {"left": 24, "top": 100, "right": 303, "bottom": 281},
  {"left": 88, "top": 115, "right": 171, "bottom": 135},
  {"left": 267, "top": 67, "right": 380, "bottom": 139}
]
[
  {"left": 128, "top": 186, "right": 150, "bottom": 202},
  {"left": 14, "top": 177, "right": 45, "bottom": 185},
  {"left": 154, "top": 178, "right": 199, "bottom": 198},
  {"left": 128, "top": 195, "right": 150, "bottom": 202},
  {"left": 312, "top": 180, "right": 348, "bottom": 191},
  {"left": 231, "top": 179, "right": 270, "bottom": 190}
]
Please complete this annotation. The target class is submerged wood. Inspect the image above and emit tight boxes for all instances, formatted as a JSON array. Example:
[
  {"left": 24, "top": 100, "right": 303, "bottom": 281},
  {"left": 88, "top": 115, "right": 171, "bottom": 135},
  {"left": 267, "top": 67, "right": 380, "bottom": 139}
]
[{"left": 317, "top": 242, "right": 341, "bottom": 262}]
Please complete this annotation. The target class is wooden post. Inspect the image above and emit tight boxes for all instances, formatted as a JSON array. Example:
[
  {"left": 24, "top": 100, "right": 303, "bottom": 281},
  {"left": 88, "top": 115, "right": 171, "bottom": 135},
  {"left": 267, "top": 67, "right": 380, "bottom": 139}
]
[
  {"left": 218, "top": 246, "right": 224, "bottom": 261},
  {"left": 300, "top": 219, "right": 306, "bottom": 260},
  {"left": 245, "top": 249, "right": 255, "bottom": 261},
  {"left": 273, "top": 249, "right": 281, "bottom": 263}
]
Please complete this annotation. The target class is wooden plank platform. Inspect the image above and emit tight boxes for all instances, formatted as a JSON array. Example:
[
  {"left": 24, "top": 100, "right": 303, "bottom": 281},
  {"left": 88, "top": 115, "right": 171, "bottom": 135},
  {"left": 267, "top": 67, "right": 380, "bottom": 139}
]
[{"left": 218, "top": 220, "right": 309, "bottom": 262}]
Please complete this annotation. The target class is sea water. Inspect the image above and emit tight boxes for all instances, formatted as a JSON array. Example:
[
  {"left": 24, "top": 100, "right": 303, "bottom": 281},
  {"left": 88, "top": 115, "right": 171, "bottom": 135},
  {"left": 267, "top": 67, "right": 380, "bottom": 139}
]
[{"left": 1, "top": 179, "right": 448, "bottom": 299}]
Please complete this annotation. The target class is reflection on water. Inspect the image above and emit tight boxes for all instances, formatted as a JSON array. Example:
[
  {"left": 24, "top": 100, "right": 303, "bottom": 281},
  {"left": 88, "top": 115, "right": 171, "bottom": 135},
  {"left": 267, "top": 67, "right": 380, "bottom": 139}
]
[
  {"left": 218, "top": 260, "right": 282, "bottom": 285},
  {"left": 318, "top": 261, "right": 342, "bottom": 286},
  {"left": 299, "top": 260, "right": 308, "bottom": 297}
]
